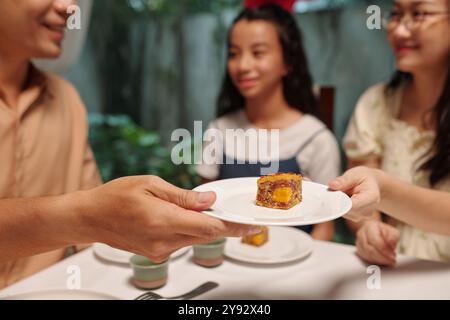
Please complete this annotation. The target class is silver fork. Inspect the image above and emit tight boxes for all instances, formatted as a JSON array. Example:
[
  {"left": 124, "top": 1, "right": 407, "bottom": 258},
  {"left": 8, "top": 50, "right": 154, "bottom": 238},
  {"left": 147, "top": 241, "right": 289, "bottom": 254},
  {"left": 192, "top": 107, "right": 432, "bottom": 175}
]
[{"left": 134, "top": 281, "right": 218, "bottom": 300}]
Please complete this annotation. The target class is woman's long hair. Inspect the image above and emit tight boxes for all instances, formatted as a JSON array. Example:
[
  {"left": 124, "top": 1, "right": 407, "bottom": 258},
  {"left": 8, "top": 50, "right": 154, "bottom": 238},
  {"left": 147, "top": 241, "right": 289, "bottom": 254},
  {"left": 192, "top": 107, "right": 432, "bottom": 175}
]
[
  {"left": 217, "top": 4, "right": 319, "bottom": 119},
  {"left": 387, "top": 68, "right": 450, "bottom": 187}
]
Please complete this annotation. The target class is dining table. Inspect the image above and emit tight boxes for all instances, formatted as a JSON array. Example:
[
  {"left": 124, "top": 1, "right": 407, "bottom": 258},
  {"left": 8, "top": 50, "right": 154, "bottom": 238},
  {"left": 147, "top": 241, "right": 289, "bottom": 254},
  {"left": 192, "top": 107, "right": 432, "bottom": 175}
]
[{"left": 1, "top": 234, "right": 449, "bottom": 300}]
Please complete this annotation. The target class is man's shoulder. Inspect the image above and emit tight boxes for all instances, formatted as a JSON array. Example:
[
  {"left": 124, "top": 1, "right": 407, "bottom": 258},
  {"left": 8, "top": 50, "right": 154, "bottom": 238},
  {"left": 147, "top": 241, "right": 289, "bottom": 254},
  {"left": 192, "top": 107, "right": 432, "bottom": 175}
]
[{"left": 44, "top": 72, "right": 79, "bottom": 97}]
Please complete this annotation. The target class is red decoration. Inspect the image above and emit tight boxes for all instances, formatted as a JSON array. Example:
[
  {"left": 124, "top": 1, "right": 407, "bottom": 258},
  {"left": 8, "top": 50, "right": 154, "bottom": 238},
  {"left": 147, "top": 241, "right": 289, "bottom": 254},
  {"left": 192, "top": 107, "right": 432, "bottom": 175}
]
[{"left": 244, "top": 0, "right": 296, "bottom": 13}]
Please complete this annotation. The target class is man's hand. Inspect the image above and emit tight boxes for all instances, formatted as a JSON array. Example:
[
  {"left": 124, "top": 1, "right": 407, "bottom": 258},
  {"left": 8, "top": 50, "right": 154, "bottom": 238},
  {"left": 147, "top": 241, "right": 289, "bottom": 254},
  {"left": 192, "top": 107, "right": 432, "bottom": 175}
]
[{"left": 77, "top": 176, "right": 260, "bottom": 262}]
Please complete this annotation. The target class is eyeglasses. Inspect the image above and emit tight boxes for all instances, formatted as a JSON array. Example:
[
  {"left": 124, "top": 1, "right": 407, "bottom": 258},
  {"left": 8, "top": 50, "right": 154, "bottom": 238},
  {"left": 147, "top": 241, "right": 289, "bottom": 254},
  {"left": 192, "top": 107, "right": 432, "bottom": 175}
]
[{"left": 383, "top": 9, "right": 449, "bottom": 31}]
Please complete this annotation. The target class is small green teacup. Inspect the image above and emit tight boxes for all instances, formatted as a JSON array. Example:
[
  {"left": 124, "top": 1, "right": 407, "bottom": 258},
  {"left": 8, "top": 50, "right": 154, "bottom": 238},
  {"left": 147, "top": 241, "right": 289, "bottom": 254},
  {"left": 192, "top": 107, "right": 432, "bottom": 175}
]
[
  {"left": 193, "top": 238, "right": 226, "bottom": 268},
  {"left": 129, "top": 255, "right": 169, "bottom": 290}
]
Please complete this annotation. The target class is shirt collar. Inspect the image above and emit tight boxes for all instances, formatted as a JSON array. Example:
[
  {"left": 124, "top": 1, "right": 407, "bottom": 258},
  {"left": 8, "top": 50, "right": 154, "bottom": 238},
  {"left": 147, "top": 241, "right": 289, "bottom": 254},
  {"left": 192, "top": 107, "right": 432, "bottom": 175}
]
[
  {"left": 27, "top": 63, "right": 53, "bottom": 97},
  {"left": 16, "top": 63, "right": 54, "bottom": 117}
]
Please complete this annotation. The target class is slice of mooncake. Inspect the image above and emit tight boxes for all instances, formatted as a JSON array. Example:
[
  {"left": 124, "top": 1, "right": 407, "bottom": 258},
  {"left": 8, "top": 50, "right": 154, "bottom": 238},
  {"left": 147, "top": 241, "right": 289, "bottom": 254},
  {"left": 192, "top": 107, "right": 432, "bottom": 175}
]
[
  {"left": 241, "top": 226, "right": 269, "bottom": 247},
  {"left": 256, "top": 173, "right": 302, "bottom": 210}
]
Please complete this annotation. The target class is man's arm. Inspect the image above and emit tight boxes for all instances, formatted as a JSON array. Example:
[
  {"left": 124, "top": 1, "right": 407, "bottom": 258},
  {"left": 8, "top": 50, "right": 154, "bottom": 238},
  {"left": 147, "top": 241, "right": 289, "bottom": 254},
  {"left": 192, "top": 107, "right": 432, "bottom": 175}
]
[
  {"left": 0, "top": 176, "right": 258, "bottom": 263},
  {"left": 0, "top": 193, "right": 86, "bottom": 263}
]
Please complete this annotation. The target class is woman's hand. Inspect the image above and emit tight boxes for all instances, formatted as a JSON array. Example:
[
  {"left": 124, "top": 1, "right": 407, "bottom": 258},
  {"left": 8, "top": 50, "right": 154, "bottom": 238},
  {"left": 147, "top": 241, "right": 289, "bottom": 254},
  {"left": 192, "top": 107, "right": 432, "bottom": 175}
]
[
  {"left": 77, "top": 176, "right": 259, "bottom": 262},
  {"left": 355, "top": 220, "right": 399, "bottom": 266},
  {"left": 328, "top": 166, "right": 384, "bottom": 222}
]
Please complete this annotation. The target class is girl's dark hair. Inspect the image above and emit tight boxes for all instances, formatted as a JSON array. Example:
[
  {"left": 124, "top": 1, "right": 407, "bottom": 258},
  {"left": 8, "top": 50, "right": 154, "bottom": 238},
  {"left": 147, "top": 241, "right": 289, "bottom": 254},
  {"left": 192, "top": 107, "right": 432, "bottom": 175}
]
[
  {"left": 217, "top": 4, "right": 319, "bottom": 118},
  {"left": 387, "top": 68, "right": 450, "bottom": 187}
]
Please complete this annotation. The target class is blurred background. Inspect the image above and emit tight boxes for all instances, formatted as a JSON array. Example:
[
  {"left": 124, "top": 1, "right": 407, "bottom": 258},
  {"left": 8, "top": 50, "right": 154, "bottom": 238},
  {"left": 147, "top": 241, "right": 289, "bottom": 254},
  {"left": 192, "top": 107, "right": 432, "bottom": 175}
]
[{"left": 39, "top": 0, "right": 395, "bottom": 243}]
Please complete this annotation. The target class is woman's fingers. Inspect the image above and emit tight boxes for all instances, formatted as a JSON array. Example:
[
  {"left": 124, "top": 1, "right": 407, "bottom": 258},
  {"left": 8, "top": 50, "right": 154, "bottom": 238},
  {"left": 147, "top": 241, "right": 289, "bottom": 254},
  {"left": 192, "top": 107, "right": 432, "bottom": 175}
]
[
  {"left": 357, "top": 223, "right": 396, "bottom": 266},
  {"left": 329, "top": 167, "right": 381, "bottom": 221},
  {"left": 328, "top": 172, "right": 359, "bottom": 193},
  {"left": 330, "top": 174, "right": 380, "bottom": 222},
  {"left": 357, "top": 241, "right": 396, "bottom": 266},
  {"left": 380, "top": 223, "right": 400, "bottom": 251},
  {"left": 367, "top": 223, "right": 396, "bottom": 259}
]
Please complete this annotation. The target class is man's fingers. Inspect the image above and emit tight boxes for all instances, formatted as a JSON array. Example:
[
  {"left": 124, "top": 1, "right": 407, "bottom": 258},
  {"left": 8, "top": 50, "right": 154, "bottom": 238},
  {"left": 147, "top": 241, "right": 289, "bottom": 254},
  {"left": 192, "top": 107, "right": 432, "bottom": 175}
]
[
  {"left": 164, "top": 235, "right": 224, "bottom": 254},
  {"left": 222, "top": 221, "right": 262, "bottom": 237},
  {"left": 147, "top": 176, "right": 216, "bottom": 211},
  {"left": 150, "top": 226, "right": 261, "bottom": 257},
  {"left": 157, "top": 198, "right": 259, "bottom": 240}
]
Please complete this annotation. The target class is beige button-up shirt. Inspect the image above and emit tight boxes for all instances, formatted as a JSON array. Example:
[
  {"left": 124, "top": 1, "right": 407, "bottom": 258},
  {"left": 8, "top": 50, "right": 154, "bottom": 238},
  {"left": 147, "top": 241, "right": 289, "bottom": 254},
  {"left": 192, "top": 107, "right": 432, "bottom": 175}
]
[{"left": 0, "top": 65, "right": 102, "bottom": 288}]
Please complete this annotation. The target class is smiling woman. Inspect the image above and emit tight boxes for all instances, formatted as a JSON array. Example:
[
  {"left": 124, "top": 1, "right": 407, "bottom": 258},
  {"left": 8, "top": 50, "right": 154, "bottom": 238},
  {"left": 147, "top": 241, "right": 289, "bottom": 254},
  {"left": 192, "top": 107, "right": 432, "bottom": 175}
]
[{"left": 343, "top": 0, "right": 450, "bottom": 264}]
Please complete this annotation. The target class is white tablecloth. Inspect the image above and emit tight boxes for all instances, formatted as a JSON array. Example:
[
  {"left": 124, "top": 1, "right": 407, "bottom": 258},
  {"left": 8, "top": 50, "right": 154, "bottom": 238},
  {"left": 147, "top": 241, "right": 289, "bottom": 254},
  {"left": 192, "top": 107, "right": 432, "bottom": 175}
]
[{"left": 1, "top": 240, "right": 449, "bottom": 299}]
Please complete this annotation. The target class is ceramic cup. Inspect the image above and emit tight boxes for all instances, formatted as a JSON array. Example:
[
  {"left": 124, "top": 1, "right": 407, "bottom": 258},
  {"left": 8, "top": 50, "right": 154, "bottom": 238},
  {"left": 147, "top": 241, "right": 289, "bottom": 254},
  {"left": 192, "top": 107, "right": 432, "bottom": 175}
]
[
  {"left": 129, "top": 255, "right": 169, "bottom": 289},
  {"left": 192, "top": 238, "right": 226, "bottom": 268}
]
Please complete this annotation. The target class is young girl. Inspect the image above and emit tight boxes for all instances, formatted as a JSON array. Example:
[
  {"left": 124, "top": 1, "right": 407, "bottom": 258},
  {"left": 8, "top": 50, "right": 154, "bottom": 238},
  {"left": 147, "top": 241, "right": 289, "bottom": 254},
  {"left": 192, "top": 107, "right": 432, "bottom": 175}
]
[
  {"left": 344, "top": 0, "right": 450, "bottom": 263},
  {"left": 196, "top": 4, "right": 341, "bottom": 240}
]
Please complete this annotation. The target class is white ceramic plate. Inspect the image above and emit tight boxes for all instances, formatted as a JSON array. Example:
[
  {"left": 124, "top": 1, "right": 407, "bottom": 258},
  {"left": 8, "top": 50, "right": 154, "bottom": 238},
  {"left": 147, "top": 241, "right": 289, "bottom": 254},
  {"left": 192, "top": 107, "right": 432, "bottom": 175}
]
[
  {"left": 93, "top": 243, "right": 190, "bottom": 265},
  {"left": 1, "top": 289, "right": 120, "bottom": 300},
  {"left": 193, "top": 178, "right": 352, "bottom": 226},
  {"left": 225, "top": 226, "right": 313, "bottom": 264}
]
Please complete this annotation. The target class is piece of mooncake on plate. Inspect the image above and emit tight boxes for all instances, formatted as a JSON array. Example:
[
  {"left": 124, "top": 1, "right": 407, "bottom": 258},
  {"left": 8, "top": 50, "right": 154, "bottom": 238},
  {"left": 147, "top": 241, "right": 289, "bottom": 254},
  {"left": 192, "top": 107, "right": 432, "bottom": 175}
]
[
  {"left": 256, "top": 173, "right": 302, "bottom": 210},
  {"left": 241, "top": 226, "right": 269, "bottom": 247}
]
